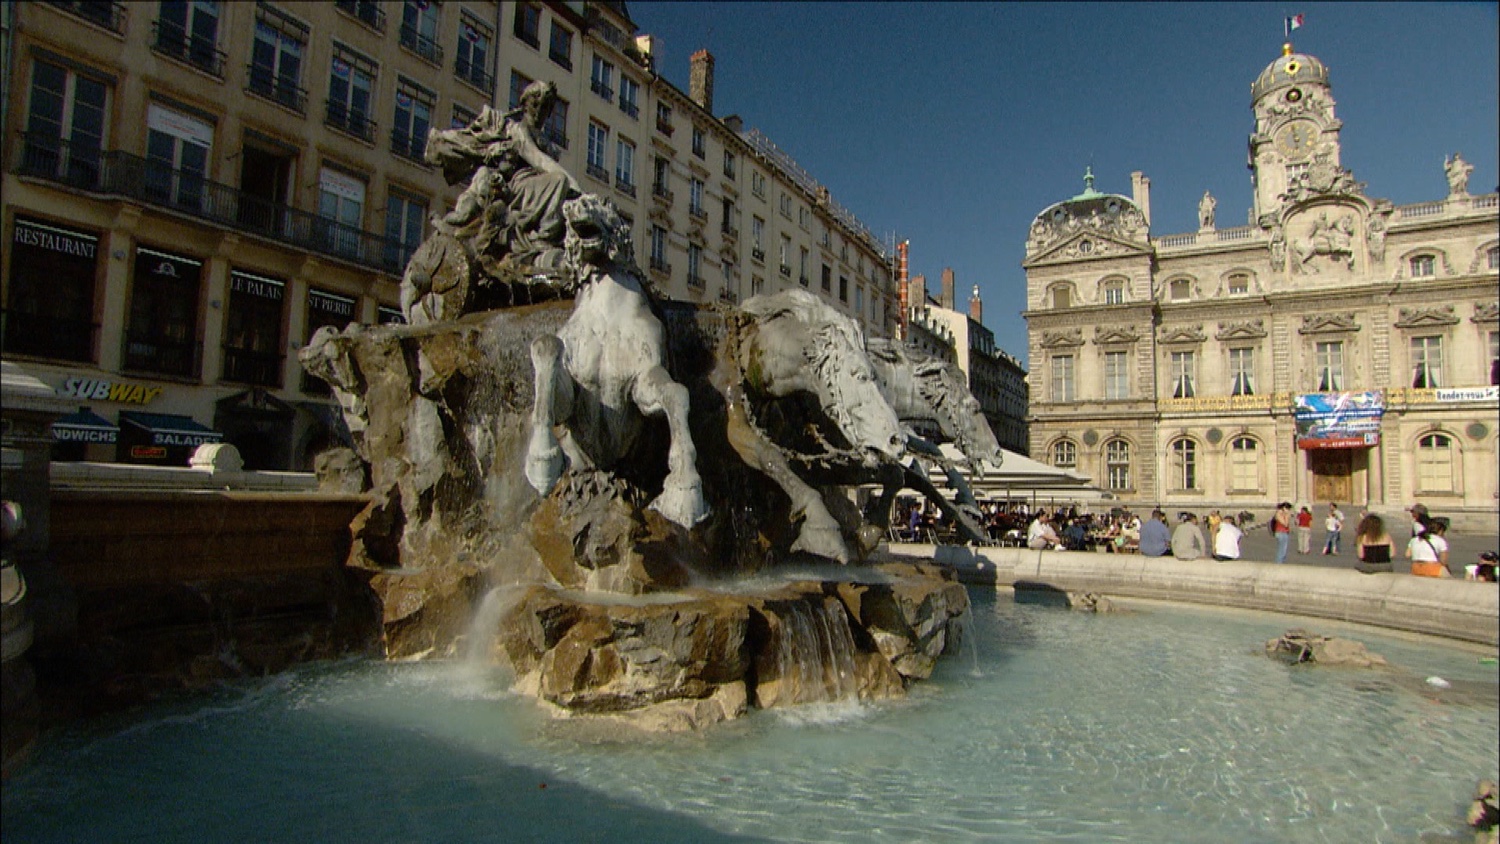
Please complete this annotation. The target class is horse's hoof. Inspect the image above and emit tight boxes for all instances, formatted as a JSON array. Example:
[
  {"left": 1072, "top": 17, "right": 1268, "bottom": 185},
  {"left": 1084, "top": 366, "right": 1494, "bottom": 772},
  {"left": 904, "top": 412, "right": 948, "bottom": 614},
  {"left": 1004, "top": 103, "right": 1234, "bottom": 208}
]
[
  {"left": 791, "top": 525, "right": 850, "bottom": 565},
  {"left": 649, "top": 477, "right": 709, "bottom": 529}
]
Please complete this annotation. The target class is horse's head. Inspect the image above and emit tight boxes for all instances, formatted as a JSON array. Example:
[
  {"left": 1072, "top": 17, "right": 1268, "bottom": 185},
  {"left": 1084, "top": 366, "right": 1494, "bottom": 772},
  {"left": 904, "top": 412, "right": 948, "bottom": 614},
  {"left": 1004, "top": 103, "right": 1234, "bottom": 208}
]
[
  {"left": 911, "top": 358, "right": 1004, "bottom": 471},
  {"left": 563, "top": 194, "right": 634, "bottom": 272}
]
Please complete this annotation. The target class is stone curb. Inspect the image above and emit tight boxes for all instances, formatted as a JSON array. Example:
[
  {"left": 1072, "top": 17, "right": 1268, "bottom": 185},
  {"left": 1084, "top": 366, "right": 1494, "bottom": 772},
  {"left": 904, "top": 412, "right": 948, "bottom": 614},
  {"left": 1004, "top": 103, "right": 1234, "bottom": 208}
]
[{"left": 888, "top": 544, "right": 1500, "bottom": 646}]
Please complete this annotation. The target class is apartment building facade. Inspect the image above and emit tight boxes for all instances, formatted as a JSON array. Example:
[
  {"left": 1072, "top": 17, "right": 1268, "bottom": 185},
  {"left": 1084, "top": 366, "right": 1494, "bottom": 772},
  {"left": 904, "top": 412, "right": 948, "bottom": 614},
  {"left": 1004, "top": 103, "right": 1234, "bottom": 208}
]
[
  {"left": 1023, "top": 44, "right": 1499, "bottom": 526},
  {"left": 3, "top": 0, "right": 508, "bottom": 468}
]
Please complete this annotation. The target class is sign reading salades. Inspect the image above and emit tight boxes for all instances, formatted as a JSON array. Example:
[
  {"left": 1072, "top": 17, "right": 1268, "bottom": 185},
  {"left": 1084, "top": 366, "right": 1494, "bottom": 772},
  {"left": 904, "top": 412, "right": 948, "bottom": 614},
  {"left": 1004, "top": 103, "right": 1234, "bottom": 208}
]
[{"left": 1295, "top": 390, "right": 1384, "bottom": 450}]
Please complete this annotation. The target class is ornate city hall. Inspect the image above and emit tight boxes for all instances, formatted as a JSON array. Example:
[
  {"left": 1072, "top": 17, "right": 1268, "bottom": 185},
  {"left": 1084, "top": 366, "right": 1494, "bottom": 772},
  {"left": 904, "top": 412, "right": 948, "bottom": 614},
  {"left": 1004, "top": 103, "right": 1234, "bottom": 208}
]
[{"left": 1023, "top": 43, "right": 1499, "bottom": 529}]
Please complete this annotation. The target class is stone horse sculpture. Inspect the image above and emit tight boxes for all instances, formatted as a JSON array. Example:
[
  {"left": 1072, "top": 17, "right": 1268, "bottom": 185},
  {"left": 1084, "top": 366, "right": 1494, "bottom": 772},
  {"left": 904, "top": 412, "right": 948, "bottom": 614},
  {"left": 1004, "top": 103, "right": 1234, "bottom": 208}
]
[
  {"left": 865, "top": 338, "right": 1001, "bottom": 543},
  {"left": 1291, "top": 212, "right": 1356, "bottom": 273},
  {"left": 526, "top": 194, "right": 709, "bottom": 530},
  {"left": 716, "top": 289, "right": 907, "bottom": 563}
]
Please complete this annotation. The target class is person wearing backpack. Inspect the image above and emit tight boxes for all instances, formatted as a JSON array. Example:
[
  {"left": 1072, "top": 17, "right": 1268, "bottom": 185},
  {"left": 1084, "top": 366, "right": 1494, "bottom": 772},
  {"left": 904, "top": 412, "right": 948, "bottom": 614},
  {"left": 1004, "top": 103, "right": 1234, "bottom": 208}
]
[{"left": 1271, "top": 502, "right": 1293, "bottom": 563}]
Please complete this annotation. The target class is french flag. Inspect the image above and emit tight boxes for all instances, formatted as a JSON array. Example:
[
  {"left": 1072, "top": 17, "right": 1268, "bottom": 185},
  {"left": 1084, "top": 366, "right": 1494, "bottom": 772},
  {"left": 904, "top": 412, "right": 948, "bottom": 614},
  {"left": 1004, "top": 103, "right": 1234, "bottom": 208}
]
[{"left": 1285, "top": 14, "right": 1305, "bottom": 37}]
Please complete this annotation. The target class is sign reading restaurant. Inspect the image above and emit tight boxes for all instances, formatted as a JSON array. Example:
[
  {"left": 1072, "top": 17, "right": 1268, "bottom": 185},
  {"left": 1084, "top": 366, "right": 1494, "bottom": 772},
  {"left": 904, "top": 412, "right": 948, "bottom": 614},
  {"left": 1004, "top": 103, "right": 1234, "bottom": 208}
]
[{"left": 13, "top": 218, "right": 98, "bottom": 258}]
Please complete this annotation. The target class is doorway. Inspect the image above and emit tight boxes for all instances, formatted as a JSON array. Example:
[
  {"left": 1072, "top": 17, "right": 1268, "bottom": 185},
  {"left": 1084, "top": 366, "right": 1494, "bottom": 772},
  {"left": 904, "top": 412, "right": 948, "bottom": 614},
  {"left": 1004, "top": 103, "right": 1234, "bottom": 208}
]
[{"left": 1307, "top": 448, "right": 1353, "bottom": 503}]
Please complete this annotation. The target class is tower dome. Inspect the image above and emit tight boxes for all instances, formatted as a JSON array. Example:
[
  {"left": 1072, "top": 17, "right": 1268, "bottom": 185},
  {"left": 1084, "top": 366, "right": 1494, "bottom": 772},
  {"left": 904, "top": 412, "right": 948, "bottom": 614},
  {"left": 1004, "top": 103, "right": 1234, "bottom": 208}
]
[{"left": 1251, "top": 43, "right": 1329, "bottom": 103}]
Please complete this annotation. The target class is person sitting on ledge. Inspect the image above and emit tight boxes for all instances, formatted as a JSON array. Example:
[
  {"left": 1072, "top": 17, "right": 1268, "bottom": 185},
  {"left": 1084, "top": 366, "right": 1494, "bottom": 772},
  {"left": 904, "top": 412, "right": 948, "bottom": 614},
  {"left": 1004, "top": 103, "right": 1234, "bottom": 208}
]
[
  {"left": 1026, "top": 511, "right": 1064, "bottom": 551},
  {"left": 1213, "top": 514, "right": 1242, "bottom": 561},
  {"left": 1354, "top": 513, "right": 1394, "bottom": 574},
  {"left": 1139, "top": 509, "right": 1172, "bottom": 557},
  {"left": 1171, "top": 513, "right": 1206, "bottom": 561},
  {"left": 1407, "top": 517, "right": 1451, "bottom": 578}
]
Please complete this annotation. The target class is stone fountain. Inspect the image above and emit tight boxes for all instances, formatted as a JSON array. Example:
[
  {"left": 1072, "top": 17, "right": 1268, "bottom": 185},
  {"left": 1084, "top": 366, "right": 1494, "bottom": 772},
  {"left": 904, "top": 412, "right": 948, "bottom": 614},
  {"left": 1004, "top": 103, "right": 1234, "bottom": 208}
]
[{"left": 300, "top": 84, "right": 975, "bottom": 729}]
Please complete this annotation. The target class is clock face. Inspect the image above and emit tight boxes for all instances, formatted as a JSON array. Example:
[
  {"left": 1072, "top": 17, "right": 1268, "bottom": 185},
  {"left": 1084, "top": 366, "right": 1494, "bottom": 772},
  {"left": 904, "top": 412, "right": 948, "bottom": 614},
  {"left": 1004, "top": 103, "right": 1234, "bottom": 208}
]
[{"left": 1275, "top": 122, "right": 1317, "bottom": 159}]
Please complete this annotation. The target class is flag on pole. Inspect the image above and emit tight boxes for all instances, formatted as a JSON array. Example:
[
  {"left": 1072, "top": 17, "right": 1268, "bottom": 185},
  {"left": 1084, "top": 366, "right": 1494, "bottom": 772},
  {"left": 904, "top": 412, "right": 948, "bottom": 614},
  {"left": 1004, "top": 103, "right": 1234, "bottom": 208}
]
[{"left": 1284, "top": 14, "right": 1304, "bottom": 38}]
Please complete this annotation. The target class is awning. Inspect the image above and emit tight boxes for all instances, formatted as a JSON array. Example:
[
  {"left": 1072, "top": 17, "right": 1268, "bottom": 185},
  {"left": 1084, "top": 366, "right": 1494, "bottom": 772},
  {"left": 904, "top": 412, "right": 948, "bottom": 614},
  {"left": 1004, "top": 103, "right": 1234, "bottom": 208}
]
[
  {"left": 118, "top": 411, "right": 224, "bottom": 448},
  {"left": 51, "top": 407, "right": 119, "bottom": 444}
]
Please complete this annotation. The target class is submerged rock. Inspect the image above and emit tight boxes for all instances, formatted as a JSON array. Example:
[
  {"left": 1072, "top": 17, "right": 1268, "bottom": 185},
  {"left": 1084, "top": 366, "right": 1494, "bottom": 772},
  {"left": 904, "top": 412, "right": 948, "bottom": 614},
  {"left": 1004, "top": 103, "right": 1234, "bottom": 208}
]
[{"left": 1264, "top": 629, "right": 1388, "bottom": 668}]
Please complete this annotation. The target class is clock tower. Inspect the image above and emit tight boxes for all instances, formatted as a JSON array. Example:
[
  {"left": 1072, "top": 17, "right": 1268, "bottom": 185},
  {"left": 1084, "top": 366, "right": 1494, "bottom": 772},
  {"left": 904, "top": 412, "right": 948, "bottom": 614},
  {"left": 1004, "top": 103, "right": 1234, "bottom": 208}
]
[{"left": 1248, "top": 43, "right": 1342, "bottom": 222}]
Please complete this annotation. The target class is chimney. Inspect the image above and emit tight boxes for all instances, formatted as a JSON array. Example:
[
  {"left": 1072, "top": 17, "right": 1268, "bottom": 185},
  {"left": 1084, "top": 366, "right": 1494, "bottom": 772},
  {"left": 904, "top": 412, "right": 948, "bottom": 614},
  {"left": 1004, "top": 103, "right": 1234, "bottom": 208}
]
[
  {"left": 911, "top": 274, "right": 928, "bottom": 309},
  {"left": 940, "top": 267, "right": 956, "bottom": 309},
  {"left": 969, "top": 284, "right": 983, "bottom": 323},
  {"left": 1131, "top": 171, "right": 1152, "bottom": 228},
  {"left": 690, "top": 49, "right": 715, "bottom": 115},
  {"left": 896, "top": 240, "right": 910, "bottom": 340}
]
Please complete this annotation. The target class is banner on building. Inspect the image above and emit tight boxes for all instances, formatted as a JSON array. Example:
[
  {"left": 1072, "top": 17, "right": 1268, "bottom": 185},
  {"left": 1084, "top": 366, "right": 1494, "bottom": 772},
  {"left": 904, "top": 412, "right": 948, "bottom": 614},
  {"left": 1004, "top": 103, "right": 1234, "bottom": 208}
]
[{"left": 1295, "top": 390, "right": 1384, "bottom": 449}]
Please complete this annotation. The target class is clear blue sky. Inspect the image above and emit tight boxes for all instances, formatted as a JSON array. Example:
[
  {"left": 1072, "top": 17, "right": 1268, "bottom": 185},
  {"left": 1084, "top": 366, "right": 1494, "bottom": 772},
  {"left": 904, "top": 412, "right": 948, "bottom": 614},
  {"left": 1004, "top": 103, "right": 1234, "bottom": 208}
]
[{"left": 629, "top": 2, "right": 1499, "bottom": 364}]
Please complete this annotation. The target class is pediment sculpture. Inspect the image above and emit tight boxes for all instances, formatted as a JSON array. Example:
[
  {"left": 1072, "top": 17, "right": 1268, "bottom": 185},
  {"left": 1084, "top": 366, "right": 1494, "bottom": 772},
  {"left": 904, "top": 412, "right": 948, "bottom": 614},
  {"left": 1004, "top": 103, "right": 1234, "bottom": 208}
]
[{"left": 1394, "top": 306, "right": 1460, "bottom": 329}]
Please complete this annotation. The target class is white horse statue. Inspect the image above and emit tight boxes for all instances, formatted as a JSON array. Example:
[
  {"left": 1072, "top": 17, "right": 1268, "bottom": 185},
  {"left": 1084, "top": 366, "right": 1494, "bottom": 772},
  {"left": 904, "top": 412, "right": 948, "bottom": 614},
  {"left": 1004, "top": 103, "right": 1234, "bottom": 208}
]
[{"left": 525, "top": 195, "right": 708, "bottom": 529}]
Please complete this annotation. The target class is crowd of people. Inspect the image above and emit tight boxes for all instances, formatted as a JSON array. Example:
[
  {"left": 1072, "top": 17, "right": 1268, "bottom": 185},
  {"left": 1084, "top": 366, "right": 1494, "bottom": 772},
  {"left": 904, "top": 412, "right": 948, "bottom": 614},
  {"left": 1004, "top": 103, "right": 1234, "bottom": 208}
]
[{"left": 889, "top": 497, "right": 1497, "bottom": 581}]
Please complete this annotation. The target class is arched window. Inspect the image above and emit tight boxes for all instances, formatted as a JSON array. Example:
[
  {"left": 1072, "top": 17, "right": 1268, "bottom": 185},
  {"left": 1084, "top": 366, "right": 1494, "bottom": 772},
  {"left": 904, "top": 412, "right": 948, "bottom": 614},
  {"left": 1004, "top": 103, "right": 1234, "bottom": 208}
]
[
  {"left": 1169, "top": 278, "right": 1192, "bottom": 301},
  {"left": 1051, "top": 439, "right": 1076, "bottom": 468},
  {"left": 1229, "top": 436, "right": 1259, "bottom": 491},
  {"left": 1409, "top": 254, "right": 1436, "bottom": 277},
  {"left": 1169, "top": 438, "right": 1197, "bottom": 490},
  {"left": 1226, "top": 273, "right": 1250, "bottom": 295},
  {"left": 1052, "top": 285, "right": 1071, "bottom": 309},
  {"left": 1103, "top": 279, "right": 1125, "bottom": 305},
  {"left": 1105, "top": 439, "right": 1131, "bottom": 491},
  {"left": 1416, "top": 433, "right": 1455, "bottom": 493}
]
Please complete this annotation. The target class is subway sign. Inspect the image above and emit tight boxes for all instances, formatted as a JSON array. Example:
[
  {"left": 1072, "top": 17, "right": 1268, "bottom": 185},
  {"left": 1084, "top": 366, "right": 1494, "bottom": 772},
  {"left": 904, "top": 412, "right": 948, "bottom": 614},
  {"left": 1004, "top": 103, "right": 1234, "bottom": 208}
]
[{"left": 59, "top": 376, "right": 164, "bottom": 405}]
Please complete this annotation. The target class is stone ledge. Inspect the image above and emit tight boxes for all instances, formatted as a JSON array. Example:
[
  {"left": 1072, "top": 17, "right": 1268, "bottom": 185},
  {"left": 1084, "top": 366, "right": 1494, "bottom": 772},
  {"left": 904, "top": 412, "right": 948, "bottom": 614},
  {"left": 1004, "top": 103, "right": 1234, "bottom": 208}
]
[{"left": 899, "top": 545, "right": 1500, "bottom": 646}]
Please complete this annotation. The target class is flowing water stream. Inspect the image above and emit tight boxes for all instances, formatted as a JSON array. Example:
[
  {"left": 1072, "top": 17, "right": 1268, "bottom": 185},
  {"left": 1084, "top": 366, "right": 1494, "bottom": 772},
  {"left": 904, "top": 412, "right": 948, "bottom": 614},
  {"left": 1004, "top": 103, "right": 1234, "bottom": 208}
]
[{"left": 3, "top": 591, "right": 1495, "bottom": 843}]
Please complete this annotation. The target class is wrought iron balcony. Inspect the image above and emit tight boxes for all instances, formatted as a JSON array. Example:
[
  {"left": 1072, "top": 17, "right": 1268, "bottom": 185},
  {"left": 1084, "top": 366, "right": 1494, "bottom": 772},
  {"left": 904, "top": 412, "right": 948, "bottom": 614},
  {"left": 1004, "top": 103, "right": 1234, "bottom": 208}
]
[
  {"left": 124, "top": 335, "right": 201, "bottom": 379},
  {"left": 614, "top": 176, "right": 636, "bottom": 198},
  {"left": 652, "top": 184, "right": 673, "bottom": 204},
  {"left": 591, "top": 81, "right": 614, "bottom": 101},
  {"left": 245, "top": 64, "right": 307, "bottom": 114},
  {"left": 2, "top": 309, "right": 98, "bottom": 363},
  {"left": 751, "top": 247, "right": 765, "bottom": 262},
  {"left": 649, "top": 256, "right": 671, "bottom": 274},
  {"left": 151, "top": 19, "right": 227, "bottom": 77},
  {"left": 325, "top": 101, "right": 376, "bottom": 144},
  {"left": 222, "top": 346, "right": 284, "bottom": 388},
  {"left": 334, "top": 0, "right": 385, "bottom": 32},
  {"left": 620, "top": 101, "right": 639, "bottom": 120},
  {"left": 399, "top": 24, "right": 444, "bottom": 65},
  {"left": 455, "top": 57, "right": 495, "bottom": 94},
  {"left": 586, "top": 162, "right": 610, "bottom": 183},
  {"left": 12, "top": 136, "right": 407, "bottom": 275},
  {"left": 688, "top": 206, "right": 708, "bottom": 222},
  {"left": 45, "top": 1, "right": 125, "bottom": 33}
]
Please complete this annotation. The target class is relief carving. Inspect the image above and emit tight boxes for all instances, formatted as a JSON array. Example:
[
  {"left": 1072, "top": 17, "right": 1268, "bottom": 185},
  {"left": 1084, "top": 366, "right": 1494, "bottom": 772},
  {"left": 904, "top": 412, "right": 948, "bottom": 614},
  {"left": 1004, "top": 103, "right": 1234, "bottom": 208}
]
[
  {"left": 1394, "top": 306, "right": 1459, "bottom": 329},
  {"left": 1472, "top": 302, "right": 1500, "bottom": 324},
  {"left": 1290, "top": 211, "right": 1356, "bottom": 275},
  {"left": 1298, "top": 312, "right": 1360, "bottom": 334},
  {"left": 1093, "top": 325, "right": 1141, "bottom": 345},
  {"left": 1160, "top": 324, "right": 1207, "bottom": 345},
  {"left": 1040, "top": 328, "right": 1085, "bottom": 348},
  {"left": 1215, "top": 319, "right": 1267, "bottom": 341}
]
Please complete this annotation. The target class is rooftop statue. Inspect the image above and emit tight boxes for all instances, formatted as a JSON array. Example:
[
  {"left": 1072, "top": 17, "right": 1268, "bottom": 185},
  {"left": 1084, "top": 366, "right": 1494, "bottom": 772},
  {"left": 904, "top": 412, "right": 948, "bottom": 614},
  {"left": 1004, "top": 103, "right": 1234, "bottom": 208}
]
[{"left": 1445, "top": 152, "right": 1473, "bottom": 197}]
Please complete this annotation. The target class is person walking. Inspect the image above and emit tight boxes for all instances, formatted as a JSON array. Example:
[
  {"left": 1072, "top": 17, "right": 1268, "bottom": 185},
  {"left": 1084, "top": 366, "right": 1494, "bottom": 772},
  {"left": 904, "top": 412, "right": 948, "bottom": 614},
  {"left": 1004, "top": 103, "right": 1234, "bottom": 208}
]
[
  {"left": 1321, "top": 503, "right": 1345, "bottom": 555},
  {"left": 1272, "top": 502, "right": 1293, "bottom": 563},
  {"left": 1295, "top": 506, "right": 1314, "bottom": 554},
  {"left": 1213, "top": 514, "right": 1242, "bottom": 561},
  {"left": 1354, "top": 513, "right": 1394, "bottom": 574}
]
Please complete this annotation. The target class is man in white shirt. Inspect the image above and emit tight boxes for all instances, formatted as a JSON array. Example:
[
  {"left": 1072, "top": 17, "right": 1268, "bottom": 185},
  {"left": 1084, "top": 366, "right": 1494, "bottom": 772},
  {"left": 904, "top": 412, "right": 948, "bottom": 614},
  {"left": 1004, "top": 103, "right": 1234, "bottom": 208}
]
[{"left": 1027, "top": 512, "right": 1062, "bottom": 550}]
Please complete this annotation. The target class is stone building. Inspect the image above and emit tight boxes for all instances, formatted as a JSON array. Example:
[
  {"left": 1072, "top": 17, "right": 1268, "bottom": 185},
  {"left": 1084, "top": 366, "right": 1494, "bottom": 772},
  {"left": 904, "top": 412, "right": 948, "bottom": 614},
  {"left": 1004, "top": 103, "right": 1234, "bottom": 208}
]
[
  {"left": 2, "top": 1, "right": 895, "bottom": 471},
  {"left": 3, "top": 0, "right": 494, "bottom": 469},
  {"left": 502, "top": 1, "right": 895, "bottom": 335},
  {"left": 1023, "top": 43, "right": 1499, "bottom": 528}
]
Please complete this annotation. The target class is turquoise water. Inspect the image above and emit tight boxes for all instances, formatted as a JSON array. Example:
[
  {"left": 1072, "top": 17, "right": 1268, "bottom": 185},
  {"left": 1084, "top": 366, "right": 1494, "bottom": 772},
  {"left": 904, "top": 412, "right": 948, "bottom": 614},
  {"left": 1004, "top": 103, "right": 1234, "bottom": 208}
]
[{"left": 4, "top": 591, "right": 1496, "bottom": 843}]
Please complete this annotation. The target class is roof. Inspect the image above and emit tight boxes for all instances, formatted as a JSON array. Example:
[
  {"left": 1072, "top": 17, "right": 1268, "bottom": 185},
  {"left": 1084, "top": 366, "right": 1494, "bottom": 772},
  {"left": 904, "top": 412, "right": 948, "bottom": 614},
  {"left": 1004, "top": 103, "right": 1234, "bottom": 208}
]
[{"left": 1251, "top": 44, "right": 1329, "bottom": 102}]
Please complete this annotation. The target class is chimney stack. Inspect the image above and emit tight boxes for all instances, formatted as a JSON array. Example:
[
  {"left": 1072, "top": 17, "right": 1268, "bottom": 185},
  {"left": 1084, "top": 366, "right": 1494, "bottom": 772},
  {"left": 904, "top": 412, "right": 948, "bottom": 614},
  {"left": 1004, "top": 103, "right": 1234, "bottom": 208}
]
[
  {"left": 940, "top": 267, "right": 956, "bottom": 309},
  {"left": 969, "top": 284, "right": 983, "bottom": 323},
  {"left": 896, "top": 241, "right": 910, "bottom": 340},
  {"left": 911, "top": 274, "right": 928, "bottom": 309},
  {"left": 1131, "top": 171, "right": 1152, "bottom": 228},
  {"left": 690, "top": 49, "right": 715, "bottom": 115}
]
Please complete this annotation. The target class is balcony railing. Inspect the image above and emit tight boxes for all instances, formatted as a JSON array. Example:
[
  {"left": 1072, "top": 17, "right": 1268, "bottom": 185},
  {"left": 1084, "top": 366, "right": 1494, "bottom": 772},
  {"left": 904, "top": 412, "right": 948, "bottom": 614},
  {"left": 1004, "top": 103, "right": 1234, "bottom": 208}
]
[
  {"left": 586, "top": 162, "right": 609, "bottom": 183},
  {"left": 620, "top": 101, "right": 639, "bottom": 119},
  {"left": 591, "top": 81, "right": 614, "bottom": 101},
  {"left": 454, "top": 58, "right": 495, "bottom": 94},
  {"left": 688, "top": 206, "right": 707, "bottom": 222},
  {"left": 751, "top": 247, "right": 765, "bottom": 262},
  {"left": 13, "top": 136, "right": 408, "bottom": 275},
  {"left": 390, "top": 130, "right": 428, "bottom": 163},
  {"left": 614, "top": 176, "right": 636, "bottom": 198},
  {"left": 652, "top": 184, "right": 673, "bottom": 204},
  {"left": 151, "top": 20, "right": 227, "bottom": 77},
  {"left": 325, "top": 101, "right": 376, "bottom": 144},
  {"left": 222, "top": 347, "right": 284, "bottom": 388},
  {"left": 649, "top": 256, "right": 671, "bottom": 274},
  {"left": 246, "top": 64, "right": 307, "bottom": 114},
  {"left": 399, "top": 24, "right": 444, "bottom": 65},
  {"left": 46, "top": 1, "right": 126, "bottom": 33},
  {"left": 334, "top": 0, "right": 385, "bottom": 32},
  {"left": 721, "top": 223, "right": 739, "bottom": 240},
  {"left": 123, "top": 335, "right": 201, "bottom": 379},
  {"left": 1, "top": 309, "right": 97, "bottom": 363},
  {"left": 656, "top": 118, "right": 674, "bottom": 136}
]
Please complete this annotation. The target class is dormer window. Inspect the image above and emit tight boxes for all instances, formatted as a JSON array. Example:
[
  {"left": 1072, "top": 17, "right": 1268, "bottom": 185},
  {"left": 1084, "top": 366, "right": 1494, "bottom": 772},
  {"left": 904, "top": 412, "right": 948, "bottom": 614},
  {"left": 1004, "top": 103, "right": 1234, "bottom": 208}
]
[
  {"left": 1052, "top": 286, "right": 1071, "bottom": 309},
  {"left": 1409, "top": 255, "right": 1436, "bottom": 277},
  {"left": 1487, "top": 246, "right": 1498, "bottom": 270},
  {"left": 1169, "top": 279, "right": 1191, "bottom": 301},
  {"left": 1227, "top": 273, "right": 1249, "bottom": 295},
  {"left": 1103, "top": 280, "right": 1124, "bottom": 304}
]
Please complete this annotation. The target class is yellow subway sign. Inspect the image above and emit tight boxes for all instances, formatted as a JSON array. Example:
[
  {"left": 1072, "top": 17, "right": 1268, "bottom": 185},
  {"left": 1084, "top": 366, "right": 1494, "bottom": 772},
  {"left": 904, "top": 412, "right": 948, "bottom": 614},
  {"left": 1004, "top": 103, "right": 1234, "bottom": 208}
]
[{"left": 59, "top": 376, "right": 164, "bottom": 405}]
